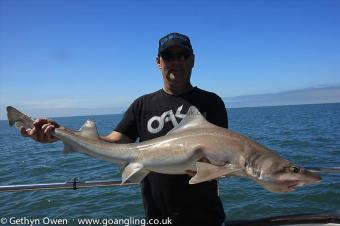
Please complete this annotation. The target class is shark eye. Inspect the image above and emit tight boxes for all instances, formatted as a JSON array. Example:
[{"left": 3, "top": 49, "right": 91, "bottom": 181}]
[{"left": 290, "top": 166, "right": 300, "bottom": 173}]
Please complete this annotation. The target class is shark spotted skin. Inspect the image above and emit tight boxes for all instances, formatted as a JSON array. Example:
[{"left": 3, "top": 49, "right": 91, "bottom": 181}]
[{"left": 7, "top": 106, "right": 321, "bottom": 193}]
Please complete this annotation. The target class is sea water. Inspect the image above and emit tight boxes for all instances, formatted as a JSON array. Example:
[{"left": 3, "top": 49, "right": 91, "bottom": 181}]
[{"left": 0, "top": 103, "right": 339, "bottom": 222}]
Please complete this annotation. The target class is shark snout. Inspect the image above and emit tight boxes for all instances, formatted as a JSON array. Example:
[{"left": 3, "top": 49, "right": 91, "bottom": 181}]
[
  {"left": 303, "top": 168, "right": 322, "bottom": 183},
  {"left": 286, "top": 169, "right": 321, "bottom": 192}
]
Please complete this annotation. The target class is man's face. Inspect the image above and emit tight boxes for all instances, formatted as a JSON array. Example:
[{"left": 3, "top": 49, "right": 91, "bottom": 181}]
[{"left": 157, "top": 46, "right": 195, "bottom": 86}]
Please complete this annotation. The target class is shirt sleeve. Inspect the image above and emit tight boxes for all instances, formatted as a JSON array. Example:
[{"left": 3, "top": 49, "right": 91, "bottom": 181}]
[
  {"left": 207, "top": 96, "right": 228, "bottom": 129},
  {"left": 114, "top": 101, "right": 139, "bottom": 141}
]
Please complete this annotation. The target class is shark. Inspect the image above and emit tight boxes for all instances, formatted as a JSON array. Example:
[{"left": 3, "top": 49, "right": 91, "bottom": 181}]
[{"left": 6, "top": 106, "right": 321, "bottom": 193}]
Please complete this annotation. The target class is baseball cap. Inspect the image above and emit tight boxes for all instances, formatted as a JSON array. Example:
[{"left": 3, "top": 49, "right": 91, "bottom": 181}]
[{"left": 158, "top": 32, "right": 193, "bottom": 55}]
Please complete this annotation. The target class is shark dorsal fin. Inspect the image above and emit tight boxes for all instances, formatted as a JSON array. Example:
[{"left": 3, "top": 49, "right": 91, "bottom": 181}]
[
  {"left": 63, "top": 120, "right": 99, "bottom": 153},
  {"left": 77, "top": 120, "right": 99, "bottom": 139},
  {"left": 167, "top": 106, "right": 216, "bottom": 135}
]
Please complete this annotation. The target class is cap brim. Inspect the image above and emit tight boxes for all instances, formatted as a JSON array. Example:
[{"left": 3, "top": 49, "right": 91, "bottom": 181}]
[{"left": 159, "top": 43, "right": 193, "bottom": 54}]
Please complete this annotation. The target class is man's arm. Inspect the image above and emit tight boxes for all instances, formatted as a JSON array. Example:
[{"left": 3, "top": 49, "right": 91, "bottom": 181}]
[{"left": 100, "top": 131, "right": 133, "bottom": 143}]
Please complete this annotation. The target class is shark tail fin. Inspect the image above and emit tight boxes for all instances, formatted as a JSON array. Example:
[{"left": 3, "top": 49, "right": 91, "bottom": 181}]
[{"left": 6, "top": 106, "right": 35, "bottom": 130}]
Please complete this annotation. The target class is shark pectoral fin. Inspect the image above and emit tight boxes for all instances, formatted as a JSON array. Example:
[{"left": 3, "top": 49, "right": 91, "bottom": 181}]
[
  {"left": 121, "top": 162, "right": 148, "bottom": 184},
  {"left": 189, "top": 162, "right": 240, "bottom": 184}
]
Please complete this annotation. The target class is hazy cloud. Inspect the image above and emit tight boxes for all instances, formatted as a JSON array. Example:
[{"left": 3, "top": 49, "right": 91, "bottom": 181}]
[
  {"left": 1, "top": 85, "right": 339, "bottom": 120},
  {"left": 223, "top": 85, "right": 340, "bottom": 108}
]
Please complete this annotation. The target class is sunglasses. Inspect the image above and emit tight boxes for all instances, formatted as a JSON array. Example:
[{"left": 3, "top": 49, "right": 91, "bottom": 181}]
[{"left": 161, "top": 51, "right": 192, "bottom": 62}]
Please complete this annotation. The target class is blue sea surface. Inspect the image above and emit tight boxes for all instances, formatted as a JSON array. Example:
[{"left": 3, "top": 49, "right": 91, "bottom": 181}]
[{"left": 0, "top": 103, "right": 339, "bottom": 222}]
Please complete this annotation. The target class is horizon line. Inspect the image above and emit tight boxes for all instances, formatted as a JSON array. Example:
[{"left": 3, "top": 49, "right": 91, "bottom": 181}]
[{"left": 0, "top": 102, "right": 339, "bottom": 121}]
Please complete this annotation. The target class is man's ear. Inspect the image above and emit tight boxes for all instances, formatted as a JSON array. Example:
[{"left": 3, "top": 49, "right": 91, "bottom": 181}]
[
  {"left": 191, "top": 54, "right": 195, "bottom": 68},
  {"left": 156, "top": 56, "right": 162, "bottom": 69}
]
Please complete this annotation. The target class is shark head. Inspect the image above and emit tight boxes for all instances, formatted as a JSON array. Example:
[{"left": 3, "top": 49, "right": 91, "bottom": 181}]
[{"left": 255, "top": 159, "right": 321, "bottom": 193}]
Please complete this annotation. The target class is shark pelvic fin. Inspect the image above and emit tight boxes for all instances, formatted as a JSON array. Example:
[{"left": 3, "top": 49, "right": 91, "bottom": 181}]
[
  {"left": 121, "top": 162, "right": 149, "bottom": 184},
  {"left": 76, "top": 120, "right": 99, "bottom": 139},
  {"left": 167, "top": 106, "right": 216, "bottom": 135},
  {"left": 189, "top": 162, "right": 240, "bottom": 184},
  {"left": 63, "top": 143, "right": 76, "bottom": 153}
]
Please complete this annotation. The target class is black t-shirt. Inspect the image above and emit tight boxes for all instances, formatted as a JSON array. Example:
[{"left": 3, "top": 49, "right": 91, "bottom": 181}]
[{"left": 115, "top": 87, "right": 228, "bottom": 226}]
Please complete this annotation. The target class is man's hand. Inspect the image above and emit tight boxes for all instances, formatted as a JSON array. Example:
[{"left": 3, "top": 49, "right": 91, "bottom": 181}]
[{"left": 20, "top": 119, "right": 60, "bottom": 143}]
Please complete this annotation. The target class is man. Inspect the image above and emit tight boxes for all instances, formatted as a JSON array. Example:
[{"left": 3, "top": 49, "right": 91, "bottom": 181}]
[{"left": 21, "top": 32, "right": 228, "bottom": 225}]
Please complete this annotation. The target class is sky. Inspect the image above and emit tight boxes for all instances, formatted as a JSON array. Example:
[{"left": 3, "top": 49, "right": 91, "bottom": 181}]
[{"left": 0, "top": 0, "right": 339, "bottom": 119}]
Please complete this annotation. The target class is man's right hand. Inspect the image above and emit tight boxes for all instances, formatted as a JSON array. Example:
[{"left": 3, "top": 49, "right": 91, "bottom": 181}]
[{"left": 20, "top": 119, "right": 60, "bottom": 143}]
